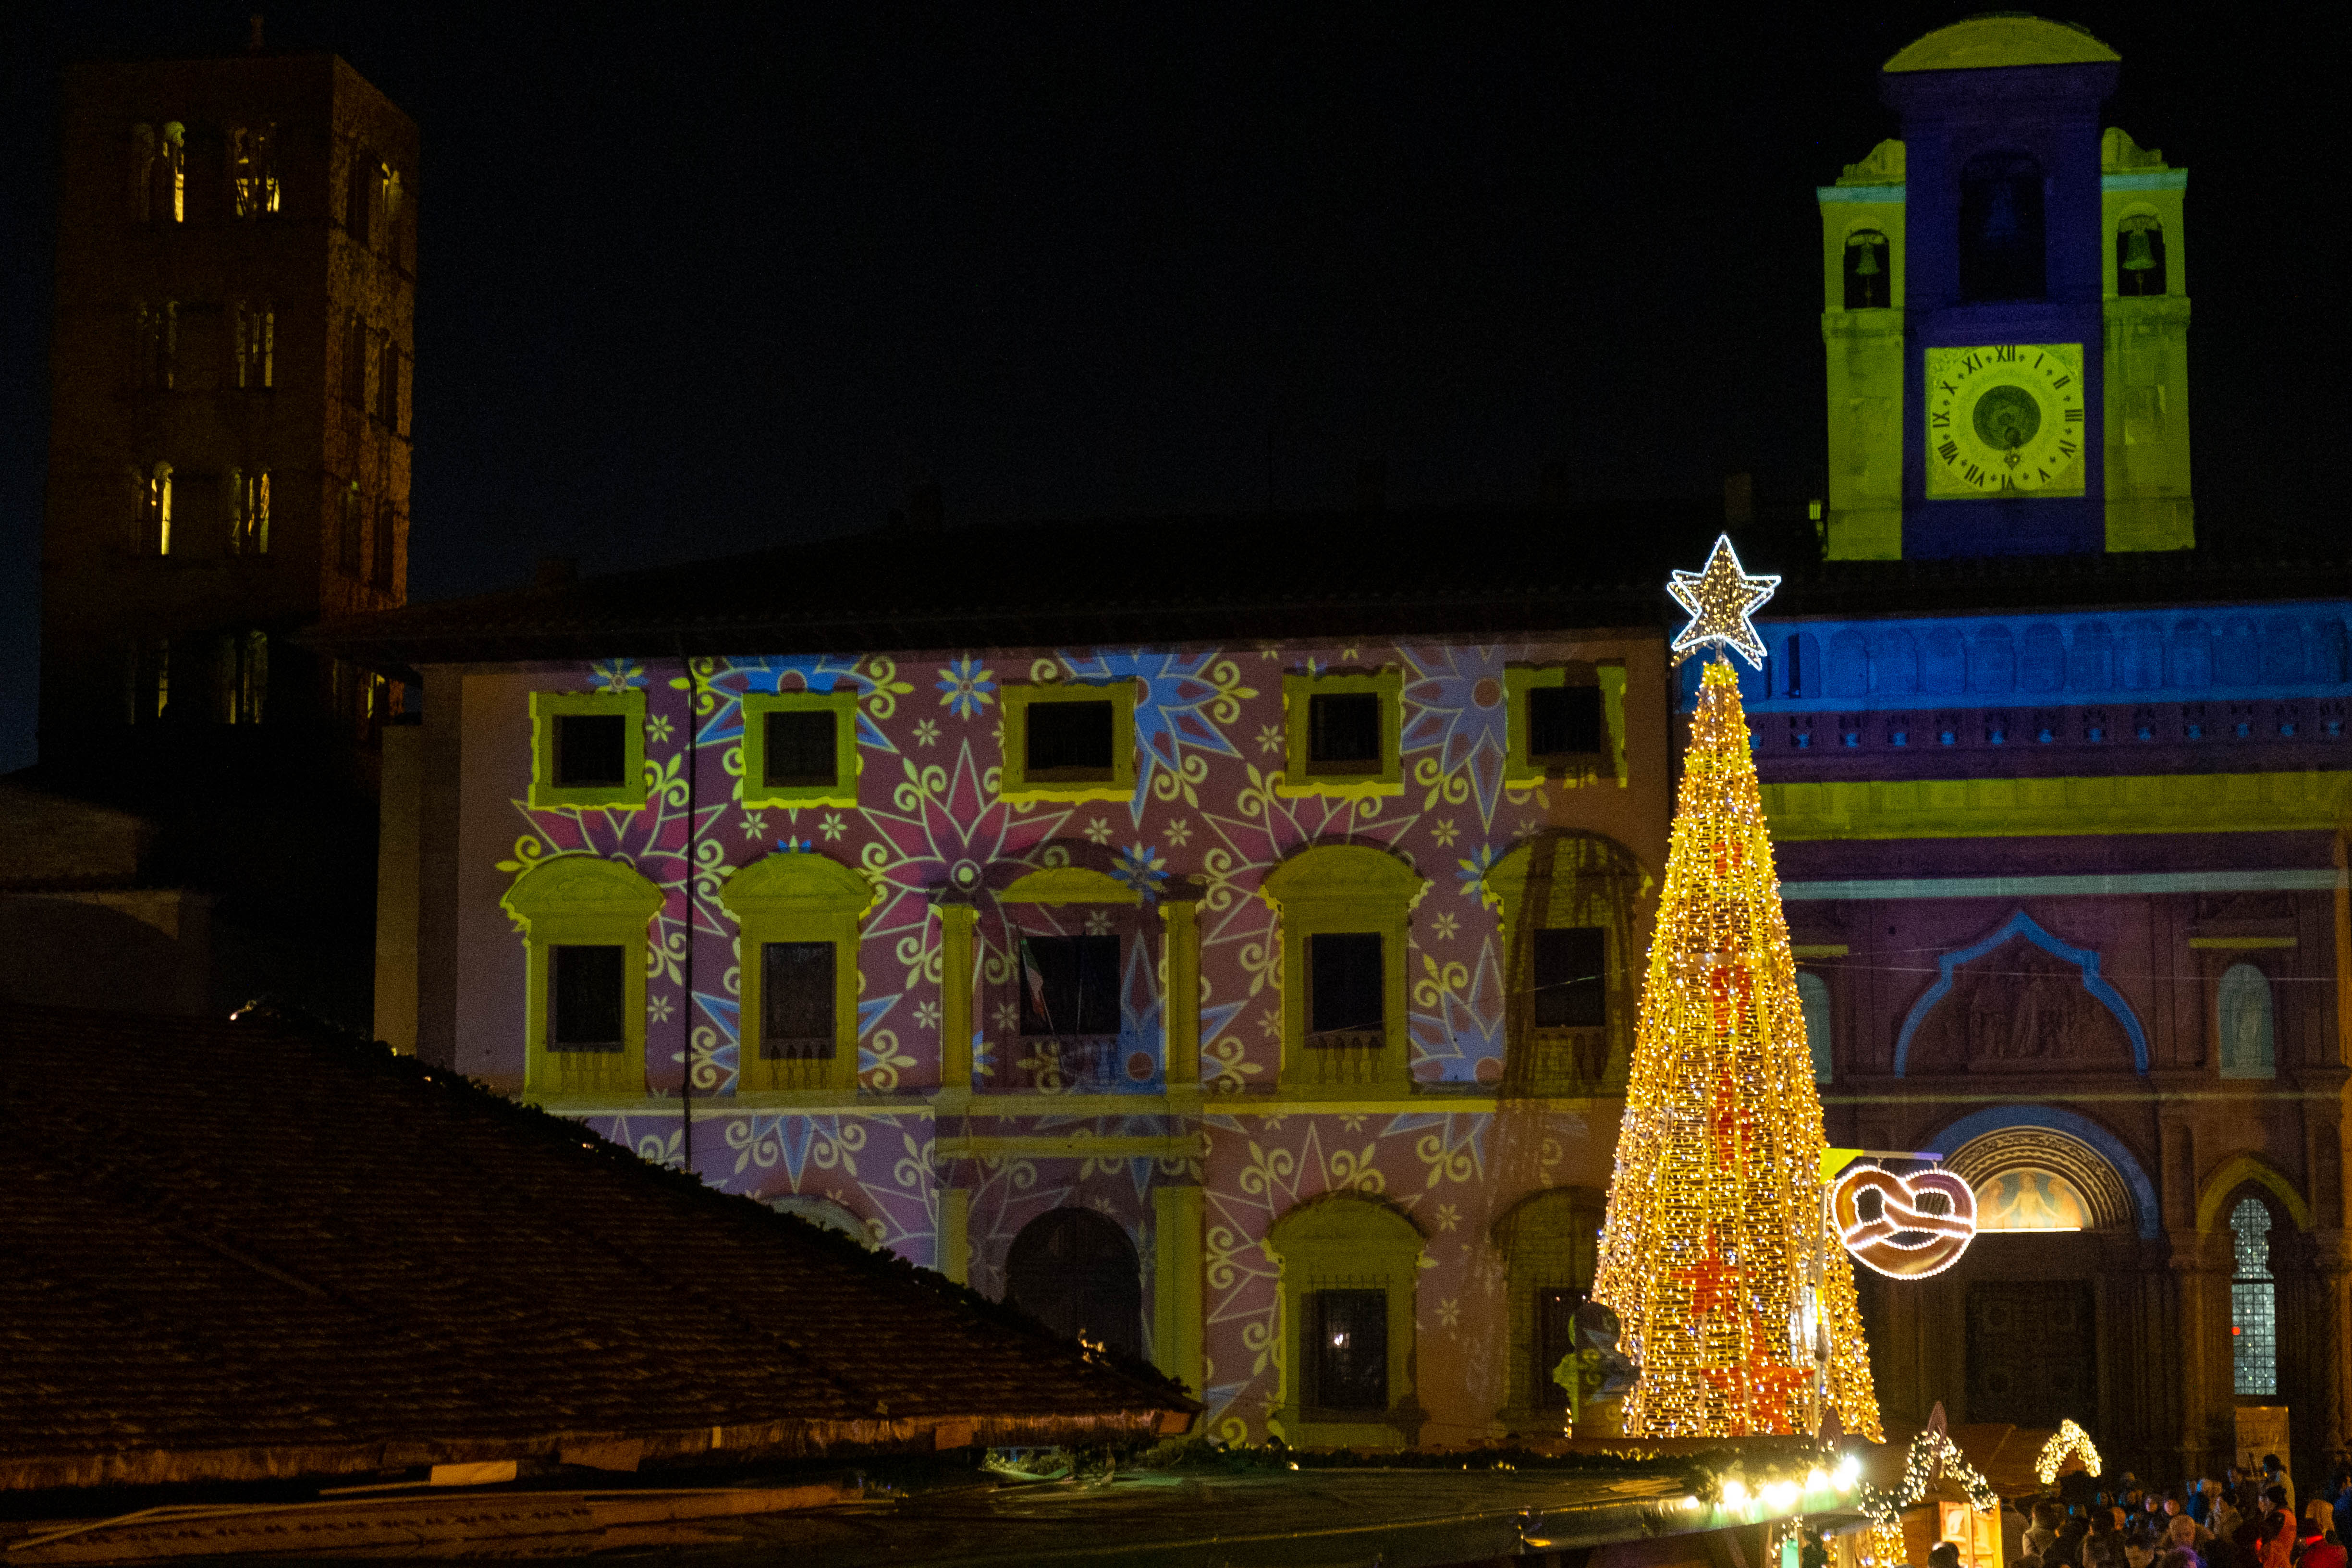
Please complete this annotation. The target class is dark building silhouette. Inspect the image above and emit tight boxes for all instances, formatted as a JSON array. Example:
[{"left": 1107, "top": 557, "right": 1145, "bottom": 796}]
[{"left": 13, "top": 47, "right": 417, "bottom": 1024}]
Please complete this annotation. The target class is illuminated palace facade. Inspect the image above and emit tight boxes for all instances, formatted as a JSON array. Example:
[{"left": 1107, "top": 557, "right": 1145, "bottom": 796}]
[
  {"left": 345, "top": 516, "right": 1680, "bottom": 1450},
  {"left": 1776, "top": 16, "right": 2352, "bottom": 1480}
]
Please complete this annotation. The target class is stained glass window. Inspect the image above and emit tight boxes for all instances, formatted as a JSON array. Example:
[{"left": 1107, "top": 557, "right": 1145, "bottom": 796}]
[
  {"left": 2230, "top": 1196, "right": 2276, "bottom": 1396},
  {"left": 1798, "top": 971, "right": 1834, "bottom": 1083}
]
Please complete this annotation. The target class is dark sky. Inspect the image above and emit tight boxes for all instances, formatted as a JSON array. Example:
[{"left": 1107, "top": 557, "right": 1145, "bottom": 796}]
[{"left": 0, "top": 3, "right": 2339, "bottom": 770}]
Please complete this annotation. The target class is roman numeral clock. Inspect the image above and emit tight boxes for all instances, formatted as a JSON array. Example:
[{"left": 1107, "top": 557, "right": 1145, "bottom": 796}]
[{"left": 1924, "top": 344, "right": 2087, "bottom": 497}]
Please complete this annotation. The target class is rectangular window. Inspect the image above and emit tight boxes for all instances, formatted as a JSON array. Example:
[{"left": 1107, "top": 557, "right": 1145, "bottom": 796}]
[
  {"left": 343, "top": 315, "right": 368, "bottom": 405},
  {"left": 152, "top": 637, "right": 171, "bottom": 719},
  {"left": 1534, "top": 1285, "right": 1588, "bottom": 1408},
  {"left": 1309, "top": 1289, "right": 1388, "bottom": 1411},
  {"left": 554, "top": 713, "right": 629, "bottom": 788},
  {"left": 1526, "top": 684, "right": 1603, "bottom": 759},
  {"left": 346, "top": 149, "right": 375, "bottom": 244},
  {"left": 377, "top": 341, "right": 400, "bottom": 426},
  {"left": 1532, "top": 927, "right": 1606, "bottom": 1029},
  {"left": 338, "top": 485, "right": 364, "bottom": 575},
  {"left": 371, "top": 504, "right": 397, "bottom": 591},
  {"left": 550, "top": 944, "right": 625, "bottom": 1052},
  {"left": 760, "top": 941, "right": 836, "bottom": 1060},
  {"left": 1308, "top": 931, "right": 1384, "bottom": 1041},
  {"left": 1026, "top": 699, "right": 1115, "bottom": 778},
  {"left": 1308, "top": 692, "right": 1382, "bottom": 772},
  {"left": 763, "top": 709, "right": 839, "bottom": 788},
  {"left": 1018, "top": 934, "right": 1121, "bottom": 1036}
]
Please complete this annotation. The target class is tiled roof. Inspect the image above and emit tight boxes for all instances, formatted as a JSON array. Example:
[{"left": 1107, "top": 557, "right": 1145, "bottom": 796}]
[
  {"left": 0, "top": 1004, "right": 1194, "bottom": 1492},
  {"left": 306, "top": 504, "right": 2352, "bottom": 676},
  {"left": 304, "top": 504, "right": 1729, "bottom": 674}
]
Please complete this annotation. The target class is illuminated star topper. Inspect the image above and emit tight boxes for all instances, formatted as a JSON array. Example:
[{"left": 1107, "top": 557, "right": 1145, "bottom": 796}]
[{"left": 1667, "top": 533, "right": 1780, "bottom": 670}]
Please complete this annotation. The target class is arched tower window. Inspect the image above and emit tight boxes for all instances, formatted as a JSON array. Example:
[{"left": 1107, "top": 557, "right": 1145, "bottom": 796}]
[
  {"left": 2217, "top": 964, "right": 2275, "bottom": 1080},
  {"left": 1843, "top": 229, "right": 1890, "bottom": 309},
  {"left": 1959, "top": 152, "right": 2046, "bottom": 302},
  {"left": 2230, "top": 1196, "right": 2277, "bottom": 1396},
  {"left": 2117, "top": 214, "right": 2167, "bottom": 297},
  {"left": 1797, "top": 971, "right": 1833, "bottom": 1084}
]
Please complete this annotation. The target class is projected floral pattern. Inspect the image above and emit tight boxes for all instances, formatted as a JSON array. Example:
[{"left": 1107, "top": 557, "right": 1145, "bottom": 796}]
[{"left": 492, "top": 635, "right": 1639, "bottom": 1440}]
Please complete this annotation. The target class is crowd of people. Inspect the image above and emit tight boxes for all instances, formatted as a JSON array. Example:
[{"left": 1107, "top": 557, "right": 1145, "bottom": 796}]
[{"left": 1985, "top": 1457, "right": 2347, "bottom": 1568}]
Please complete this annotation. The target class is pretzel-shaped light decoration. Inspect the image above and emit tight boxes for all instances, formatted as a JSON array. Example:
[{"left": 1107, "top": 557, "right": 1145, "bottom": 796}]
[{"left": 1831, "top": 1165, "right": 1978, "bottom": 1279}]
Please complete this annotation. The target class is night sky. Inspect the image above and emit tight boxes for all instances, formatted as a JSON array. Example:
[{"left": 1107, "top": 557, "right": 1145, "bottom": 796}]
[{"left": 0, "top": 3, "right": 2340, "bottom": 771}]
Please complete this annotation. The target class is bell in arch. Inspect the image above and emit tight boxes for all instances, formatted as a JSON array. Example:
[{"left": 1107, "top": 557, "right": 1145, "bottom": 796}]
[
  {"left": 1853, "top": 242, "right": 1882, "bottom": 276},
  {"left": 2121, "top": 223, "right": 2157, "bottom": 272}
]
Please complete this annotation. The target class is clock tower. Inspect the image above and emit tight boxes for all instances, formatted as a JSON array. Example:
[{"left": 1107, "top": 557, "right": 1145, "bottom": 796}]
[{"left": 1817, "top": 16, "right": 2193, "bottom": 560}]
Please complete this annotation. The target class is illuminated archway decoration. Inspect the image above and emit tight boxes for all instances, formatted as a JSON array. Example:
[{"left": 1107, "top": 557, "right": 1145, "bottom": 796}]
[
  {"left": 1856, "top": 1429, "right": 2000, "bottom": 1527},
  {"left": 2035, "top": 1419, "right": 2102, "bottom": 1485},
  {"left": 1893, "top": 911, "right": 2148, "bottom": 1077},
  {"left": 1832, "top": 1164, "right": 1977, "bottom": 1278}
]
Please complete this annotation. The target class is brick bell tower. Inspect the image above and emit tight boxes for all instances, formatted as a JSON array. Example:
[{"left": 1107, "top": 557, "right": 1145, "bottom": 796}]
[{"left": 39, "top": 44, "right": 415, "bottom": 776}]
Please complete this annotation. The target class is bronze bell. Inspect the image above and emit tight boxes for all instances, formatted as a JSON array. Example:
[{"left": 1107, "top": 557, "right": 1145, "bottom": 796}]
[
  {"left": 2121, "top": 224, "right": 2156, "bottom": 271},
  {"left": 1853, "top": 243, "right": 1882, "bottom": 277}
]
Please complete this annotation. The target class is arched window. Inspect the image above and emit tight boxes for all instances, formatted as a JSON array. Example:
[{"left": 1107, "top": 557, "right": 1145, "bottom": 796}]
[
  {"left": 1798, "top": 971, "right": 1833, "bottom": 1084},
  {"left": 2230, "top": 1197, "right": 2277, "bottom": 1396},
  {"left": 1481, "top": 832, "right": 1645, "bottom": 1096},
  {"left": 716, "top": 849, "right": 872, "bottom": 1093},
  {"left": 1261, "top": 845, "right": 1429, "bottom": 1093},
  {"left": 1490, "top": 1187, "right": 1605, "bottom": 1434},
  {"left": 1843, "top": 228, "right": 1890, "bottom": 310},
  {"left": 1004, "top": 1207, "right": 1143, "bottom": 1359},
  {"left": 998, "top": 863, "right": 1158, "bottom": 1093},
  {"left": 499, "top": 854, "right": 665, "bottom": 1096},
  {"left": 2217, "top": 964, "right": 2275, "bottom": 1080},
  {"left": 1959, "top": 151, "right": 2045, "bottom": 302},
  {"left": 770, "top": 1194, "right": 875, "bottom": 1249},
  {"left": 2117, "top": 214, "right": 2167, "bottom": 297},
  {"left": 1267, "top": 1195, "right": 1424, "bottom": 1446}
]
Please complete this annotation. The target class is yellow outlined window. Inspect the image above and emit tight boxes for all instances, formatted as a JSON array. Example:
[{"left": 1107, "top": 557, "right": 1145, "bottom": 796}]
[
  {"left": 1268, "top": 1195, "right": 1425, "bottom": 1449},
  {"left": 1260, "top": 844, "right": 1428, "bottom": 1096},
  {"left": 718, "top": 850, "right": 872, "bottom": 1095},
  {"left": 741, "top": 687, "right": 860, "bottom": 809},
  {"left": 1503, "top": 662, "right": 1626, "bottom": 788},
  {"left": 502, "top": 855, "right": 664, "bottom": 1098},
  {"left": 1280, "top": 670, "right": 1404, "bottom": 799},
  {"left": 529, "top": 689, "right": 648, "bottom": 811},
  {"left": 999, "top": 680, "right": 1138, "bottom": 805}
]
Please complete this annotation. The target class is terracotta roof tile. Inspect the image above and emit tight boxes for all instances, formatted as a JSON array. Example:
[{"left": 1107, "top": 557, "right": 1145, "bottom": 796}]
[{"left": 0, "top": 1004, "right": 1193, "bottom": 1491}]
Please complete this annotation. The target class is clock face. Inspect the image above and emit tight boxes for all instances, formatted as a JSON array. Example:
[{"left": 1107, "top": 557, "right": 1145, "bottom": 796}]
[{"left": 1923, "top": 343, "right": 2087, "bottom": 498}]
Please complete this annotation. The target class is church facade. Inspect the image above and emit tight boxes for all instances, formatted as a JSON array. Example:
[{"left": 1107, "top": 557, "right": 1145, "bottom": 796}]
[{"left": 1777, "top": 13, "right": 2352, "bottom": 1486}]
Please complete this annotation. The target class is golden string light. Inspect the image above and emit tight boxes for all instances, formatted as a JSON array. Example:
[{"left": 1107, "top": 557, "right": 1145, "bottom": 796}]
[
  {"left": 1855, "top": 1429, "right": 2002, "bottom": 1526},
  {"left": 1667, "top": 533, "right": 1780, "bottom": 669},
  {"left": 1591, "top": 653, "right": 1881, "bottom": 1440},
  {"left": 2035, "top": 1419, "right": 2102, "bottom": 1485}
]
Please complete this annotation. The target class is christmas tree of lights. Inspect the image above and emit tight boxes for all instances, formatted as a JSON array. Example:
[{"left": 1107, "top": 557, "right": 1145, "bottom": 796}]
[{"left": 1591, "top": 538, "right": 1882, "bottom": 1440}]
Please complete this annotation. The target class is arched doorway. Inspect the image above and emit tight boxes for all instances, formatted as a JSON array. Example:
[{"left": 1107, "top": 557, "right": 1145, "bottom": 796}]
[{"left": 1004, "top": 1207, "right": 1143, "bottom": 1358}]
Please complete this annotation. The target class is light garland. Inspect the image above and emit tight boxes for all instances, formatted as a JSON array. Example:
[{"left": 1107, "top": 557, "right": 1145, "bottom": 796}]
[
  {"left": 1856, "top": 1429, "right": 2002, "bottom": 1526},
  {"left": 1591, "top": 653, "right": 1882, "bottom": 1440},
  {"left": 1667, "top": 533, "right": 1780, "bottom": 669},
  {"left": 2035, "top": 1419, "right": 2102, "bottom": 1485}
]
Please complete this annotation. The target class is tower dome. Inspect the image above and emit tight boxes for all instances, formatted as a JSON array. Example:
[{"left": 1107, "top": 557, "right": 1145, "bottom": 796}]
[{"left": 1885, "top": 13, "right": 2119, "bottom": 73}]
